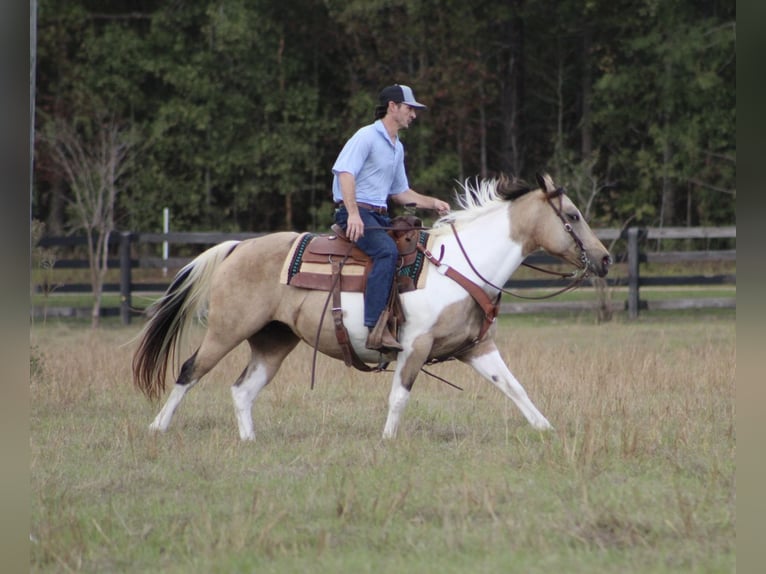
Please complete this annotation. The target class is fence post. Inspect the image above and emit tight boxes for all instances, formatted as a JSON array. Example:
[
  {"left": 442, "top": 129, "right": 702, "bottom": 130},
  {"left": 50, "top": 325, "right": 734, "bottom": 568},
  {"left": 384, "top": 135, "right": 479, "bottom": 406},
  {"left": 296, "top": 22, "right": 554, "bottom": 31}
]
[
  {"left": 627, "top": 227, "right": 640, "bottom": 319},
  {"left": 120, "top": 232, "right": 133, "bottom": 325}
]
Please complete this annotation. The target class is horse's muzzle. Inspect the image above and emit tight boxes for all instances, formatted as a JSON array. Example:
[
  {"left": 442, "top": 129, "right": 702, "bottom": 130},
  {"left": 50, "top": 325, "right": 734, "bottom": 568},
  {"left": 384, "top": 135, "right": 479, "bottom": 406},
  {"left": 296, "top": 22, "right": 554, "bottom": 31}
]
[
  {"left": 585, "top": 252, "right": 611, "bottom": 278},
  {"left": 593, "top": 254, "right": 612, "bottom": 278}
]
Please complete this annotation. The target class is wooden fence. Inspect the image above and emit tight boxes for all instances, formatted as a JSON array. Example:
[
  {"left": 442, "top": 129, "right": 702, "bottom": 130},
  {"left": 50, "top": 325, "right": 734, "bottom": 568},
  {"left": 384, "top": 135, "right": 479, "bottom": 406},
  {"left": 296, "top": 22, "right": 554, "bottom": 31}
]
[{"left": 32, "top": 226, "right": 736, "bottom": 324}]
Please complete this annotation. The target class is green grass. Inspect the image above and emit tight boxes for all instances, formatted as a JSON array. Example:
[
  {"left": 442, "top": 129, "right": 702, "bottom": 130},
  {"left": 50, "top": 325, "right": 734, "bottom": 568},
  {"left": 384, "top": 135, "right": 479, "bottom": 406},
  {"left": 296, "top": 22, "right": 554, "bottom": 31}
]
[
  {"left": 31, "top": 293, "right": 126, "bottom": 308},
  {"left": 30, "top": 315, "right": 735, "bottom": 573}
]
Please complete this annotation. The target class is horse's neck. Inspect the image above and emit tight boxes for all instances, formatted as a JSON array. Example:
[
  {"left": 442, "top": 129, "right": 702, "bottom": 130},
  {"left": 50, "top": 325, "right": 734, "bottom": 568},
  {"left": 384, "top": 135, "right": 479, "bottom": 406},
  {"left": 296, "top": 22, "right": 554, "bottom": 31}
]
[{"left": 437, "top": 208, "right": 524, "bottom": 289}]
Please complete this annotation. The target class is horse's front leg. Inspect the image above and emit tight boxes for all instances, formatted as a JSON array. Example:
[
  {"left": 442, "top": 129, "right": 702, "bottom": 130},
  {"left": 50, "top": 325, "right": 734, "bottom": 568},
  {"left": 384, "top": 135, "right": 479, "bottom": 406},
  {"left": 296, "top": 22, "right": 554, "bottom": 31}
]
[
  {"left": 459, "top": 338, "right": 553, "bottom": 431},
  {"left": 382, "top": 335, "right": 432, "bottom": 439}
]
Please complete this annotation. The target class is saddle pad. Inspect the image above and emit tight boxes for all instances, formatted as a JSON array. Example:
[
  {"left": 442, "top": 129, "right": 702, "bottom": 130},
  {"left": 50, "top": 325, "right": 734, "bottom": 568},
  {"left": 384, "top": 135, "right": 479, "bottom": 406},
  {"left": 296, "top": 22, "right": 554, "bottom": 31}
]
[{"left": 280, "top": 231, "right": 432, "bottom": 293}]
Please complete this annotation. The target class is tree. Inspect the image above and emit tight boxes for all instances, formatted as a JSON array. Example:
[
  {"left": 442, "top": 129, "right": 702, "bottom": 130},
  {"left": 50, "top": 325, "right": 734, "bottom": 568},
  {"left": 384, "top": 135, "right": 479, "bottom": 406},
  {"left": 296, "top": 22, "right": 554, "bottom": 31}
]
[
  {"left": 32, "top": 0, "right": 736, "bottom": 237},
  {"left": 43, "top": 112, "right": 137, "bottom": 327},
  {"left": 590, "top": 0, "right": 736, "bottom": 226},
  {"left": 116, "top": 0, "right": 342, "bottom": 233}
]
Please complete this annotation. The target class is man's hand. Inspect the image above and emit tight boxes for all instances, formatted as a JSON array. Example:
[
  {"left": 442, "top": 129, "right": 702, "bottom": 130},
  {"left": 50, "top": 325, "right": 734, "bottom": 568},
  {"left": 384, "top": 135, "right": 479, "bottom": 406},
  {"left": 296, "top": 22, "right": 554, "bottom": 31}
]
[
  {"left": 346, "top": 212, "right": 364, "bottom": 242},
  {"left": 432, "top": 198, "right": 451, "bottom": 216},
  {"left": 337, "top": 172, "right": 365, "bottom": 241}
]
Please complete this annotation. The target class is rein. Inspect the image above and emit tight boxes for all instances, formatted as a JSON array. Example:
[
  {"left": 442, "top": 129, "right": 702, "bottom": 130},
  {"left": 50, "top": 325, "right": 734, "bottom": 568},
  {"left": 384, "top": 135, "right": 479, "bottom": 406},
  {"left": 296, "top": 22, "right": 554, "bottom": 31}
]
[
  {"left": 450, "top": 222, "right": 587, "bottom": 300},
  {"left": 310, "top": 242, "right": 386, "bottom": 390},
  {"left": 310, "top": 245, "right": 350, "bottom": 390},
  {"left": 446, "top": 187, "right": 592, "bottom": 301}
]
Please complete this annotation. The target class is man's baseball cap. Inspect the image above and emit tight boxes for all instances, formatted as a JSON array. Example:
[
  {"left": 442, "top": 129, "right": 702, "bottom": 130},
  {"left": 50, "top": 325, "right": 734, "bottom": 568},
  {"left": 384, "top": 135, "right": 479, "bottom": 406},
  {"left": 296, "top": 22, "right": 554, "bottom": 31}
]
[{"left": 378, "top": 84, "right": 428, "bottom": 109}]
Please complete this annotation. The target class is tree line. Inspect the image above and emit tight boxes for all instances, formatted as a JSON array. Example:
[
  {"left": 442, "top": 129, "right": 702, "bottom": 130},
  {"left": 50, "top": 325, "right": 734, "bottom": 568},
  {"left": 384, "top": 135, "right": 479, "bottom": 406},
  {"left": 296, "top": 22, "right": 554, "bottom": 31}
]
[{"left": 33, "top": 0, "right": 736, "bottom": 237}]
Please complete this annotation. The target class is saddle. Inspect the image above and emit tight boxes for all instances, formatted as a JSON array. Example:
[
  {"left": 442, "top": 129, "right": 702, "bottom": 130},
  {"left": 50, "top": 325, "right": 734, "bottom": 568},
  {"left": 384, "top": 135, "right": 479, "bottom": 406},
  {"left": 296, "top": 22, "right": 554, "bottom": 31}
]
[
  {"left": 282, "top": 215, "right": 425, "bottom": 370},
  {"left": 286, "top": 215, "right": 426, "bottom": 294}
]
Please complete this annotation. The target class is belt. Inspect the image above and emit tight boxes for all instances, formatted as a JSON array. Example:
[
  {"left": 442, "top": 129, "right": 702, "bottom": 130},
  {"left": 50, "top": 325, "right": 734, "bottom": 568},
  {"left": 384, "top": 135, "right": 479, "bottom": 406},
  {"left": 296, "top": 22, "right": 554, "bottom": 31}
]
[{"left": 336, "top": 201, "right": 387, "bottom": 214}]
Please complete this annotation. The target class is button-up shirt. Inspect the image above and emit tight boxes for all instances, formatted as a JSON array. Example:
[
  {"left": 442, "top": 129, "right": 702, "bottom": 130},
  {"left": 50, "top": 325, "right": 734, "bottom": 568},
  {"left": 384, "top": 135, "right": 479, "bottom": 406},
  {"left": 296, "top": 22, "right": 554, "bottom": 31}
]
[{"left": 331, "top": 120, "right": 409, "bottom": 207}]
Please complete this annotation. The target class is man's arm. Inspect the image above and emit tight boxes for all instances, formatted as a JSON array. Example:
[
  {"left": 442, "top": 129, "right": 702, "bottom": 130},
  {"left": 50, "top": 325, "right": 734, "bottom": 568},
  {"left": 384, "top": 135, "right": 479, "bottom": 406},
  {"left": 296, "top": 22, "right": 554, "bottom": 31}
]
[
  {"left": 337, "top": 172, "right": 365, "bottom": 242},
  {"left": 391, "top": 188, "right": 451, "bottom": 215}
]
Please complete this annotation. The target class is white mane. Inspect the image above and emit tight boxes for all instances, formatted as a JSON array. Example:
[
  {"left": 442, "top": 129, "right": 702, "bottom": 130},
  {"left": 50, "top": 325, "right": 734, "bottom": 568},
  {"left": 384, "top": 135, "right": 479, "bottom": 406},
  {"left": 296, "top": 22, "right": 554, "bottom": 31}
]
[{"left": 431, "top": 177, "right": 509, "bottom": 234}]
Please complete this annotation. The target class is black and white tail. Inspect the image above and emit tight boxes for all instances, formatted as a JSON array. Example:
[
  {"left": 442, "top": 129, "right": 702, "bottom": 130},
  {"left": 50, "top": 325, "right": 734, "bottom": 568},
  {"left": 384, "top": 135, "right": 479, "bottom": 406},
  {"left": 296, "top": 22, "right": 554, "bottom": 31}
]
[{"left": 132, "top": 240, "right": 240, "bottom": 400}]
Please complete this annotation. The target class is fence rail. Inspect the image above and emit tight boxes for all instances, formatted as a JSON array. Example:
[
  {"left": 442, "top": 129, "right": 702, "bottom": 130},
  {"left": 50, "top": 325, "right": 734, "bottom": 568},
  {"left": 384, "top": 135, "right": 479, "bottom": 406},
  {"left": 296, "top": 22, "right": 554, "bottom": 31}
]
[{"left": 33, "top": 226, "right": 735, "bottom": 324}]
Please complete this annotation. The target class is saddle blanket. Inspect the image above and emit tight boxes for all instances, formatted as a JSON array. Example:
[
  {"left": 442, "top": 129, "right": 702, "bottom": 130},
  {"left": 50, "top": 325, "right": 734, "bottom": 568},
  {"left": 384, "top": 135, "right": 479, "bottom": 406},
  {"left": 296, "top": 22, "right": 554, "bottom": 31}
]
[{"left": 279, "top": 230, "right": 433, "bottom": 293}]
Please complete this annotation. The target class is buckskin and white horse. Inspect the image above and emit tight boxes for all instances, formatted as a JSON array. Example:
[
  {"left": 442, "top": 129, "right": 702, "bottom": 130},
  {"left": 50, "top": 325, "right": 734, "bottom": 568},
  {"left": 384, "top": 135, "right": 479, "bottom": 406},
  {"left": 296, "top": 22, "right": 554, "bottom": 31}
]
[{"left": 132, "top": 173, "right": 611, "bottom": 440}]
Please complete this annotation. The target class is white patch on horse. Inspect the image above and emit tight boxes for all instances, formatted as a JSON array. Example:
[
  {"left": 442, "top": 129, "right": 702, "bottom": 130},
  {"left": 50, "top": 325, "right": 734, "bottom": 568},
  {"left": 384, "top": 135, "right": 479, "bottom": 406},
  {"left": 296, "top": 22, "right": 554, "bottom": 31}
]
[
  {"left": 149, "top": 381, "right": 197, "bottom": 433},
  {"left": 465, "top": 349, "right": 553, "bottom": 430},
  {"left": 231, "top": 362, "right": 271, "bottom": 441}
]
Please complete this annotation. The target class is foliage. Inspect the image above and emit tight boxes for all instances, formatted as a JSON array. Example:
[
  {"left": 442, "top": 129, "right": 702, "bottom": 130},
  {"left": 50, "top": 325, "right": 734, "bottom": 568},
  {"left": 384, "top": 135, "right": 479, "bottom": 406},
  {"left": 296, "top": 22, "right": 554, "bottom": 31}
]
[
  {"left": 33, "top": 0, "right": 736, "bottom": 235},
  {"left": 590, "top": 0, "right": 736, "bottom": 226}
]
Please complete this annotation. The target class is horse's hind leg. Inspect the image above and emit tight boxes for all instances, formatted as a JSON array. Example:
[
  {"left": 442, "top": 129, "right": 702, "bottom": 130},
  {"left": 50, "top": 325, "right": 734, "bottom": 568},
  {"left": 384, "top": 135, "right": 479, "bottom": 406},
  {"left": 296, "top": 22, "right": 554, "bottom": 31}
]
[
  {"left": 231, "top": 322, "right": 300, "bottom": 441},
  {"left": 459, "top": 339, "right": 553, "bottom": 431},
  {"left": 149, "top": 351, "right": 201, "bottom": 432},
  {"left": 150, "top": 327, "right": 246, "bottom": 433}
]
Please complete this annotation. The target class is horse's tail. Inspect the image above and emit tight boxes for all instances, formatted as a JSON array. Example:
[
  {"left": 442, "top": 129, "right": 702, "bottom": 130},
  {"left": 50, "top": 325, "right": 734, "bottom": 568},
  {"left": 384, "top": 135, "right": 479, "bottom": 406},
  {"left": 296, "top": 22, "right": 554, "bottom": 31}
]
[{"left": 132, "top": 240, "right": 241, "bottom": 401}]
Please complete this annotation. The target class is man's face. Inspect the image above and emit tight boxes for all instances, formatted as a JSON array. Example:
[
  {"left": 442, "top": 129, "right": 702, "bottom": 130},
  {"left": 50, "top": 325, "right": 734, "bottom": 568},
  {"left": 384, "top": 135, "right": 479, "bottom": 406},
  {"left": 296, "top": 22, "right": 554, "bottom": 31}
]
[{"left": 391, "top": 102, "right": 419, "bottom": 129}]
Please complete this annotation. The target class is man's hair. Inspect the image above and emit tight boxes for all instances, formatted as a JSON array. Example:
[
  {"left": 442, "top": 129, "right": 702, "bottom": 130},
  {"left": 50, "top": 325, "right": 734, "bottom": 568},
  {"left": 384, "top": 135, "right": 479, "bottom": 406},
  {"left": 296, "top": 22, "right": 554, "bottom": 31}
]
[{"left": 374, "top": 104, "right": 388, "bottom": 120}]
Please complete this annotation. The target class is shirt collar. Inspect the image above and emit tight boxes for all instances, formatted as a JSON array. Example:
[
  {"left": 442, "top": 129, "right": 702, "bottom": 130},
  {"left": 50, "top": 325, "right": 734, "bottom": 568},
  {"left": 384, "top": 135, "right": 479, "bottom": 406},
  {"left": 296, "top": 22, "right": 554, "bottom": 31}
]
[{"left": 374, "top": 119, "right": 398, "bottom": 147}]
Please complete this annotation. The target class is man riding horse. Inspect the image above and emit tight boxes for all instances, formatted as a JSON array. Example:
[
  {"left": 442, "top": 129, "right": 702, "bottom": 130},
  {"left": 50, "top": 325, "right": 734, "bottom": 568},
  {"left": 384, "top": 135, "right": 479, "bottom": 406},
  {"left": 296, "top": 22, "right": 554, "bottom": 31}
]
[{"left": 331, "top": 84, "right": 451, "bottom": 352}]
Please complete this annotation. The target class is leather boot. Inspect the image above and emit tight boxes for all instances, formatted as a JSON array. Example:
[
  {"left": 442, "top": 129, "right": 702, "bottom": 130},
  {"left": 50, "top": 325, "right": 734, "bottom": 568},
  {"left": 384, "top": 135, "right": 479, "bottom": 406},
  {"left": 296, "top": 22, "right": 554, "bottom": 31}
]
[
  {"left": 366, "top": 327, "right": 403, "bottom": 352},
  {"left": 379, "top": 327, "right": 404, "bottom": 352},
  {"left": 365, "top": 311, "right": 404, "bottom": 352}
]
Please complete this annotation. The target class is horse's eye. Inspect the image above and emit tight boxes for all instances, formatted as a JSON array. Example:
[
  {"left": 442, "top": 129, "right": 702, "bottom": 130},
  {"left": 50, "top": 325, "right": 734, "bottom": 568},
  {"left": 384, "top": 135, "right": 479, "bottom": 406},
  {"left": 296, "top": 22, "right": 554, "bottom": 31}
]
[{"left": 567, "top": 213, "right": 580, "bottom": 222}]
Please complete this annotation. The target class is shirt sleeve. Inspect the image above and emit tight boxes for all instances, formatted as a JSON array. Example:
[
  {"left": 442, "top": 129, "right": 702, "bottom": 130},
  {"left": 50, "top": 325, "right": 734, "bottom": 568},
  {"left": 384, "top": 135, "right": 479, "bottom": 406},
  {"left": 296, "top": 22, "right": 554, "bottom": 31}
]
[{"left": 332, "top": 128, "right": 371, "bottom": 177}]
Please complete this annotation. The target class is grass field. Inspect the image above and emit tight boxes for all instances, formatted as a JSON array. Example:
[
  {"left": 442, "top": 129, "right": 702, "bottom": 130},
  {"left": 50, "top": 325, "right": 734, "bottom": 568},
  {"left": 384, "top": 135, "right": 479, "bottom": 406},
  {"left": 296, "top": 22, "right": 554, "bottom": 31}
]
[{"left": 30, "top": 311, "right": 735, "bottom": 573}]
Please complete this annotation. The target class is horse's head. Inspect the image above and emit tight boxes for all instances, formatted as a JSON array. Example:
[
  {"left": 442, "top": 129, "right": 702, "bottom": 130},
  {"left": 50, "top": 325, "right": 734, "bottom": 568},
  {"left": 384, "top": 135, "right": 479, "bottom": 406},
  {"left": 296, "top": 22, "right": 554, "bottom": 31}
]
[{"left": 510, "top": 173, "right": 611, "bottom": 278}]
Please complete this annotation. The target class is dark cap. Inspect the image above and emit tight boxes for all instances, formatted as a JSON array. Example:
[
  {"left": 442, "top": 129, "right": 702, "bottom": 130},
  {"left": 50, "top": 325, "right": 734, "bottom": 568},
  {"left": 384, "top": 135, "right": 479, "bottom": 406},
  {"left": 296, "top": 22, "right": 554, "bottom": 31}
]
[{"left": 378, "top": 84, "right": 427, "bottom": 109}]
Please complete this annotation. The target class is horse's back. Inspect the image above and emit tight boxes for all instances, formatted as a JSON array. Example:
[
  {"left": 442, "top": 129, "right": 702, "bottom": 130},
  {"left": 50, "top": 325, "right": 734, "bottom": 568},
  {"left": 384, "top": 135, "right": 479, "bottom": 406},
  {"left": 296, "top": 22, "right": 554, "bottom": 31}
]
[
  {"left": 211, "top": 231, "right": 301, "bottom": 295},
  {"left": 230, "top": 231, "right": 300, "bottom": 259}
]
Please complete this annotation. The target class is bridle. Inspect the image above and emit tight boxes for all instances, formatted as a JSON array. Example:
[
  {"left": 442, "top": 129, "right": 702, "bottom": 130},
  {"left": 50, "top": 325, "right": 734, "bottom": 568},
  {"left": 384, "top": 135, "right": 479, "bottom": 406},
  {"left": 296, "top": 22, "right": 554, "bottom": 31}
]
[
  {"left": 449, "top": 187, "right": 593, "bottom": 301},
  {"left": 543, "top": 187, "right": 592, "bottom": 271}
]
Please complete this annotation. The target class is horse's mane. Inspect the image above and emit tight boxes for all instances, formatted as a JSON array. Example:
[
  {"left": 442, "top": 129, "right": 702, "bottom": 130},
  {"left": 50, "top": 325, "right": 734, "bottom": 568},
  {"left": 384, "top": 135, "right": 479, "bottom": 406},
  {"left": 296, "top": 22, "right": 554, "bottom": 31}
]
[{"left": 431, "top": 175, "right": 534, "bottom": 234}]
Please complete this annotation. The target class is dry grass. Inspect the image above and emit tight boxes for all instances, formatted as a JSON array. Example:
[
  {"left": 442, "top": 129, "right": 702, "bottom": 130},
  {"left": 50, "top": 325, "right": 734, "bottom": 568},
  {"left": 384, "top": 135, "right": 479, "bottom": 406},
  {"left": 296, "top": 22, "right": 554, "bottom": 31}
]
[{"left": 30, "top": 313, "right": 735, "bottom": 573}]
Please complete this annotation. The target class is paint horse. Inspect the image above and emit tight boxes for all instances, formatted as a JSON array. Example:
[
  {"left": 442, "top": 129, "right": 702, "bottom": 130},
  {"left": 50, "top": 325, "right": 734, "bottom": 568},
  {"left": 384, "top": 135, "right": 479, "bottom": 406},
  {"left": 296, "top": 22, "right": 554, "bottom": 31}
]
[{"left": 132, "top": 173, "right": 611, "bottom": 440}]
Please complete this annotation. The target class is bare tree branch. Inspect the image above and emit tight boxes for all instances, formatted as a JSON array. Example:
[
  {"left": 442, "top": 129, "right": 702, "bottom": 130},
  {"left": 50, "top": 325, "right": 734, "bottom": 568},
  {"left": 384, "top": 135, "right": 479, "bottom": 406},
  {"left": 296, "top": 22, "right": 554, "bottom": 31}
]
[
  {"left": 43, "top": 114, "right": 137, "bottom": 327},
  {"left": 687, "top": 178, "right": 736, "bottom": 196}
]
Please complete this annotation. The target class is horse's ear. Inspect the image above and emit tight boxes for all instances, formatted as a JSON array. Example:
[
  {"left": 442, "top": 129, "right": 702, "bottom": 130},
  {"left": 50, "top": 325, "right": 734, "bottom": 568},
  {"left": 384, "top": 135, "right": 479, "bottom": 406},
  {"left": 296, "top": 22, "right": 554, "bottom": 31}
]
[{"left": 535, "top": 172, "right": 555, "bottom": 192}]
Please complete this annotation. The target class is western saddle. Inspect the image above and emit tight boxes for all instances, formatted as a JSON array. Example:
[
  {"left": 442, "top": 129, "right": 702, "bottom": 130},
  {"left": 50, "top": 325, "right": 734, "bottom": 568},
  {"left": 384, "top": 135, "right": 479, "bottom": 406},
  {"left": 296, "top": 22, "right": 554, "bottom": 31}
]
[{"left": 290, "top": 215, "right": 424, "bottom": 369}]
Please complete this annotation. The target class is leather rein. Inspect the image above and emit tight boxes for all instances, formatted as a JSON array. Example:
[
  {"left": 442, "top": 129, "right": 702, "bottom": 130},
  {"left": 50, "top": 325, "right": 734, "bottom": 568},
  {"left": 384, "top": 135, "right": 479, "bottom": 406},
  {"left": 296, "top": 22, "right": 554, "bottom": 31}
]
[{"left": 448, "top": 187, "right": 593, "bottom": 301}]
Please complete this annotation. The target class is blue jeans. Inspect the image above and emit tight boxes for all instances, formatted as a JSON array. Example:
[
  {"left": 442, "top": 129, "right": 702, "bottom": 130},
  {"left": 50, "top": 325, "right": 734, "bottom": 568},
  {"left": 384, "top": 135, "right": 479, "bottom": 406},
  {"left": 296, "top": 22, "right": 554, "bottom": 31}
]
[{"left": 335, "top": 207, "right": 397, "bottom": 327}]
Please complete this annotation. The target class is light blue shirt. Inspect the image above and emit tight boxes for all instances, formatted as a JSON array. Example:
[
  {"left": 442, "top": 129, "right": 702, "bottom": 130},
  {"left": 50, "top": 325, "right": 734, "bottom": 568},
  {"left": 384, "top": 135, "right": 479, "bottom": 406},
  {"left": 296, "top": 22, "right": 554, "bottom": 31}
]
[{"left": 332, "top": 120, "right": 409, "bottom": 207}]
